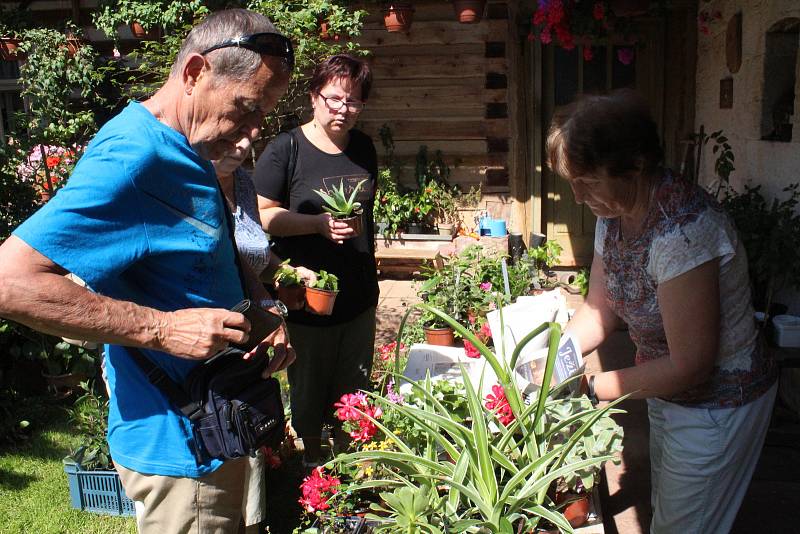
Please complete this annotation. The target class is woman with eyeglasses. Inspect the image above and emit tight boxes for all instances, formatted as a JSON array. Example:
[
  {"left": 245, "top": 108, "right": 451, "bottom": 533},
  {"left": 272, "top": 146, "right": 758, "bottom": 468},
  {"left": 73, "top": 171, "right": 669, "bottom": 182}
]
[{"left": 252, "top": 54, "right": 378, "bottom": 468}]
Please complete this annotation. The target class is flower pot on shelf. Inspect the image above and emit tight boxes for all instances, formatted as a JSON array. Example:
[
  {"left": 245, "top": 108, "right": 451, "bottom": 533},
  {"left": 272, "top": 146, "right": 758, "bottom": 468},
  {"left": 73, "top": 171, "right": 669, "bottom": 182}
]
[
  {"left": 384, "top": 2, "right": 414, "bottom": 33},
  {"left": 405, "top": 223, "right": 425, "bottom": 234},
  {"left": 452, "top": 0, "right": 486, "bottom": 24},
  {"left": 306, "top": 287, "right": 338, "bottom": 315},
  {"left": 424, "top": 326, "right": 455, "bottom": 346},
  {"left": 0, "top": 37, "right": 24, "bottom": 61},
  {"left": 437, "top": 222, "right": 455, "bottom": 236},
  {"left": 277, "top": 284, "right": 306, "bottom": 311}
]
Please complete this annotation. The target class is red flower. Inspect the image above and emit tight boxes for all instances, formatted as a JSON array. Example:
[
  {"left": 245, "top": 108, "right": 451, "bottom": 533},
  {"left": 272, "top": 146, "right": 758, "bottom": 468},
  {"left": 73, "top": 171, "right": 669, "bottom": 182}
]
[
  {"left": 533, "top": 8, "right": 546, "bottom": 26},
  {"left": 540, "top": 28, "right": 552, "bottom": 44},
  {"left": 350, "top": 404, "right": 383, "bottom": 442},
  {"left": 464, "top": 339, "right": 481, "bottom": 359},
  {"left": 299, "top": 466, "right": 341, "bottom": 512},
  {"left": 478, "top": 321, "right": 492, "bottom": 342},
  {"left": 593, "top": 2, "right": 605, "bottom": 21},
  {"left": 583, "top": 46, "right": 594, "bottom": 62},
  {"left": 46, "top": 156, "right": 61, "bottom": 169},
  {"left": 484, "top": 384, "right": 515, "bottom": 425},
  {"left": 260, "top": 446, "right": 282, "bottom": 469}
]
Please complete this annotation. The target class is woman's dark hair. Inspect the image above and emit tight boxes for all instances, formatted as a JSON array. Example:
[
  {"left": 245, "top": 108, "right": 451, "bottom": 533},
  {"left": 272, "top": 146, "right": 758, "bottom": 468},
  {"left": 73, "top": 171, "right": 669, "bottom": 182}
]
[
  {"left": 309, "top": 54, "right": 372, "bottom": 101},
  {"left": 546, "top": 90, "right": 663, "bottom": 180}
]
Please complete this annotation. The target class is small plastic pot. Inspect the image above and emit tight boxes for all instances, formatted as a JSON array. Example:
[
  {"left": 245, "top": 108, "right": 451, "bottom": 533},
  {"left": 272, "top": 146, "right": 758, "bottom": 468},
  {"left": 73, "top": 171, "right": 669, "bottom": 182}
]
[
  {"left": 277, "top": 284, "right": 306, "bottom": 311},
  {"left": 424, "top": 326, "right": 455, "bottom": 346},
  {"left": 305, "top": 287, "right": 338, "bottom": 315},
  {"left": 338, "top": 213, "right": 363, "bottom": 237}
]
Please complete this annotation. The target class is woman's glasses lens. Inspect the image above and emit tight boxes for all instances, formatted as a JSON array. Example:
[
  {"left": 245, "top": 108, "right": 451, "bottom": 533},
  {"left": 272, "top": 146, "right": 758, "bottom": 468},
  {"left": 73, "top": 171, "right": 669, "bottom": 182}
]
[{"left": 321, "top": 95, "right": 364, "bottom": 112}]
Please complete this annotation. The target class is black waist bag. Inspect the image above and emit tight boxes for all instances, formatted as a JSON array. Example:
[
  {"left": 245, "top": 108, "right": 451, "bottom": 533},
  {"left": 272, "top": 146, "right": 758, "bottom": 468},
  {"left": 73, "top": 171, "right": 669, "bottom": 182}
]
[{"left": 186, "top": 347, "right": 285, "bottom": 460}]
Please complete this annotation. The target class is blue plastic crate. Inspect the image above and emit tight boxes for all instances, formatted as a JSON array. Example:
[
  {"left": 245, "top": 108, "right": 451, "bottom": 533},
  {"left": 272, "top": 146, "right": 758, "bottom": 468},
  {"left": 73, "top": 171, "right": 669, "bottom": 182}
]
[{"left": 63, "top": 462, "right": 135, "bottom": 517}]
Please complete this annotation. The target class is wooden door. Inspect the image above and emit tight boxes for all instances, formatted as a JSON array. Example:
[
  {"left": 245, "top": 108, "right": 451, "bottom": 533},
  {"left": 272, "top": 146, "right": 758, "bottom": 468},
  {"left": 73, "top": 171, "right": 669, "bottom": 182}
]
[{"left": 540, "top": 20, "right": 664, "bottom": 266}]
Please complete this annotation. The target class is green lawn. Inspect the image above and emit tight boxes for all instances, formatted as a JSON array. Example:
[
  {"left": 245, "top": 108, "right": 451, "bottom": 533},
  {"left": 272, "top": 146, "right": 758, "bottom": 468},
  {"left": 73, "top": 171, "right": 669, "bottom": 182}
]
[{"left": 0, "top": 399, "right": 135, "bottom": 534}]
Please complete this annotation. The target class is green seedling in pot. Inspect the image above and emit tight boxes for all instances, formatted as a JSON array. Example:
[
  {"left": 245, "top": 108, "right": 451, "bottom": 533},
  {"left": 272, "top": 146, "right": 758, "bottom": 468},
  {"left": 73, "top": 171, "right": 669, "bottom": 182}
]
[
  {"left": 274, "top": 259, "right": 304, "bottom": 287},
  {"left": 315, "top": 179, "right": 367, "bottom": 218},
  {"left": 312, "top": 270, "right": 339, "bottom": 292}
]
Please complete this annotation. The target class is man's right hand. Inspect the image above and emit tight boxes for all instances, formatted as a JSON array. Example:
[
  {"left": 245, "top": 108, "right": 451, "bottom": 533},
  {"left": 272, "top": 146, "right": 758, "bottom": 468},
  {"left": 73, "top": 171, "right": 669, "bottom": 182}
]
[{"left": 157, "top": 308, "right": 251, "bottom": 359}]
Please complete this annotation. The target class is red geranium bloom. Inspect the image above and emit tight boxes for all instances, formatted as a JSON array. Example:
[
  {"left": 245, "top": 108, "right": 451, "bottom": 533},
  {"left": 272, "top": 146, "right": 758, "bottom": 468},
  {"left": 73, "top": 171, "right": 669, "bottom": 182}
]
[
  {"left": 464, "top": 339, "right": 481, "bottom": 359},
  {"left": 593, "top": 2, "right": 605, "bottom": 21},
  {"left": 299, "top": 466, "right": 341, "bottom": 512},
  {"left": 485, "top": 384, "right": 515, "bottom": 425}
]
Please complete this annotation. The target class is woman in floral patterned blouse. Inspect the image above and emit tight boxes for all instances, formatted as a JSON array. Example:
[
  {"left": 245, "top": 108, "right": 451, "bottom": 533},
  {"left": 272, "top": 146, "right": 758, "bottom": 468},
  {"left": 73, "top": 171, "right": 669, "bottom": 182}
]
[{"left": 547, "top": 91, "right": 777, "bottom": 534}]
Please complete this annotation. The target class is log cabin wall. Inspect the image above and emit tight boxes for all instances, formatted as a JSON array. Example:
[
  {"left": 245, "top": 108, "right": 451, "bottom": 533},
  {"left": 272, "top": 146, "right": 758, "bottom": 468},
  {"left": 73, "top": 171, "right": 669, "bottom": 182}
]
[{"left": 355, "top": 0, "right": 521, "bottom": 231}]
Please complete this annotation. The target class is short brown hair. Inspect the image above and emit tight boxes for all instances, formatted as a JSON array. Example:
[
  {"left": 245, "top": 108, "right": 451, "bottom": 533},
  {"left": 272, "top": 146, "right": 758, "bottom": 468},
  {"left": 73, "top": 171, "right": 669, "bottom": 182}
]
[
  {"left": 546, "top": 90, "right": 663, "bottom": 180},
  {"left": 309, "top": 54, "right": 372, "bottom": 101}
]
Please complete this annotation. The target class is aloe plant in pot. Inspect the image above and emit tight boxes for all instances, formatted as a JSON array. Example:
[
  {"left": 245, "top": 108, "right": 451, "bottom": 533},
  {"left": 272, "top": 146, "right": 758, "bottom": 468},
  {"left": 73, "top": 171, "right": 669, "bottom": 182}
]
[
  {"left": 316, "top": 179, "right": 367, "bottom": 237},
  {"left": 306, "top": 270, "right": 340, "bottom": 315}
]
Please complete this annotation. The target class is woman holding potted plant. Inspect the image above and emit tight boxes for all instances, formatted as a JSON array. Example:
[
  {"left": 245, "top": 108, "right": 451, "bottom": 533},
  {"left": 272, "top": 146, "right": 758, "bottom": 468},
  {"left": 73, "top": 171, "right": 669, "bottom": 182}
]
[
  {"left": 213, "top": 135, "right": 315, "bottom": 534},
  {"left": 253, "top": 54, "right": 378, "bottom": 468},
  {"left": 548, "top": 91, "right": 777, "bottom": 534}
]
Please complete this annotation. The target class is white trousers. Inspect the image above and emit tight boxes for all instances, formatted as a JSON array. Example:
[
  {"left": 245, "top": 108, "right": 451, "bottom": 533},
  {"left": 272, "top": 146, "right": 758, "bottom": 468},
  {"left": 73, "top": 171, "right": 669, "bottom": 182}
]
[{"left": 648, "top": 382, "right": 777, "bottom": 534}]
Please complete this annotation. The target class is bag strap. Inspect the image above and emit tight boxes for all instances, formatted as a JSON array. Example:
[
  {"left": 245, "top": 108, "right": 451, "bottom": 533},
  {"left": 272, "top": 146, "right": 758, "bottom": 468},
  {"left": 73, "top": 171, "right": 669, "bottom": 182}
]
[
  {"left": 283, "top": 130, "right": 298, "bottom": 208},
  {"left": 127, "top": 347, "right": 204, "bottom": 420}
]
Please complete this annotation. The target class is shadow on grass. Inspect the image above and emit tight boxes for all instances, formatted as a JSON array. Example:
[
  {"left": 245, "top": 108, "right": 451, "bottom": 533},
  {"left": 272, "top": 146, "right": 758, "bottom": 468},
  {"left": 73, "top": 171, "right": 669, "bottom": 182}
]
[{"left": 0, "top": 466, "right": 39, "bottom": 490}]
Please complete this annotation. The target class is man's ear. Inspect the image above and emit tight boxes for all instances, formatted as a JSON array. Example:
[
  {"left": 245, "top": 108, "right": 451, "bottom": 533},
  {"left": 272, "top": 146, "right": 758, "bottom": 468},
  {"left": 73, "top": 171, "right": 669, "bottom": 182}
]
[{"left": 183, "top": 54, "right": 207, "bottom": 95}]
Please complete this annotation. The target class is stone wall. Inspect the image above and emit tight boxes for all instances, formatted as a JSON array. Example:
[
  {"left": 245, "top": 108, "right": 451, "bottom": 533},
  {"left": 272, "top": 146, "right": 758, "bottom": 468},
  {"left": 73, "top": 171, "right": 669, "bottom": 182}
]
[
  {"left": 695, "top": 0, "right": 800, "bottom": 198},
  {"left": 695, "top": 0, "right": 800, "bottom": 312}
]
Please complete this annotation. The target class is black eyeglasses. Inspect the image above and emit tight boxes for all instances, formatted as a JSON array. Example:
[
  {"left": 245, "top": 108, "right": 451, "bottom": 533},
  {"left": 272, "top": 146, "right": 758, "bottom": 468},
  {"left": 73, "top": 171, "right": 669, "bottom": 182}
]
[
  {"left": 200, "top": 33, "right": 294, "bottom": 71},
  {"left": 318, "top": 94, "right": 365, "bottom": 113}
]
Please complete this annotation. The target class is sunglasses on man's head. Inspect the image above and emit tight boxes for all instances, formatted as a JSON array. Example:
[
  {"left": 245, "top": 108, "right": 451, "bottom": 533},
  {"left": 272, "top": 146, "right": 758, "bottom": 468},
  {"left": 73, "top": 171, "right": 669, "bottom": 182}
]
[{"left": 200, "top": 32, "right": 294, "bottom": 71}]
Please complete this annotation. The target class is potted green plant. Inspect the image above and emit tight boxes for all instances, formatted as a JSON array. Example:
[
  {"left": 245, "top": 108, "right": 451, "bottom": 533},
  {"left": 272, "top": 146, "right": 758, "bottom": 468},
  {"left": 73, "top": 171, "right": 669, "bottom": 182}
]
[
  {"left": 525, "top": 239, "right": 563, "bottom": 291},
  {"left": 306, "top": 270, "right": 340, "bottom": 315},
  {"left": 374, "top": 169, "right": 410, "bottom": 238},
  {"left": 274, "top": 259, "right": 307, "bottom": 311},
  {"left": 92, "top": 0, "right": 204, "bottom": 40},
  {"left": 327, "top": 302, "right": 625, "bottom": 532},
  {"left": 315, "top": 179, "right": 367, "bottom": 237}
]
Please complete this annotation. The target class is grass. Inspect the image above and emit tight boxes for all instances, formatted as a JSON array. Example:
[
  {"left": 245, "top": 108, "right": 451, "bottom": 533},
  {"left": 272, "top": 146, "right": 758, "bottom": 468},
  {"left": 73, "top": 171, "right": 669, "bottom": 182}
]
[{"left": 0, "top": 398, "right": 135, "bottom": 534}]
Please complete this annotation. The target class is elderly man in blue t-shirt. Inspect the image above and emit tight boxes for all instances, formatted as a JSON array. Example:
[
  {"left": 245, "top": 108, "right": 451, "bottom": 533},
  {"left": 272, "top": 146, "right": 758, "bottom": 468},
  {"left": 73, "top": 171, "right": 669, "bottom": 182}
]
[{"left": 0, "top": 9, "right": 293, "bottom": 532}]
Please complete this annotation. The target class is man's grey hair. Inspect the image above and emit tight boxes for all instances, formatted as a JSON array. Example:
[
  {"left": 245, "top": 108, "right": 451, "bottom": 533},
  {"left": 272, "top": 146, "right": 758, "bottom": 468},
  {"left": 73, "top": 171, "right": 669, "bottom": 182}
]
[{"left": 170, "top": 9, "right": 285, "bottom": 82}]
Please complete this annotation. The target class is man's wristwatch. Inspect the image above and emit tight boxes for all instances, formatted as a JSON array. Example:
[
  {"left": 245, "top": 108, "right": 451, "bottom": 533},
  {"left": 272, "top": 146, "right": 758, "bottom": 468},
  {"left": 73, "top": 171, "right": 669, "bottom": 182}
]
[
  {"left": 259, "top": 298, "right": 288, "bottom": 317},
  {"left": 587, "top": 375, "right": 599, "bottom": 406}
]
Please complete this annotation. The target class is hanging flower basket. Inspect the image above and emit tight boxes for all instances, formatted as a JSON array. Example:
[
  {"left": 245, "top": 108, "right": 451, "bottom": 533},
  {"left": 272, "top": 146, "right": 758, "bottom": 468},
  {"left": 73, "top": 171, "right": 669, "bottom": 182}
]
[
  {"left": 453, "top": 0, "right": 487, "bottom": 24},
  {"left": 383, "top": 2, "right": 414, "bottom": 33}
]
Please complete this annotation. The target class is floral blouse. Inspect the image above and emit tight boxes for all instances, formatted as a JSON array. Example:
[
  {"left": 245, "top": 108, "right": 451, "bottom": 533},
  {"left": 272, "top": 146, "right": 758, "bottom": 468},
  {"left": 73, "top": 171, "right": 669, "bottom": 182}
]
[{"left": 596, "top": 172, "right": 776, "bottom": 408}]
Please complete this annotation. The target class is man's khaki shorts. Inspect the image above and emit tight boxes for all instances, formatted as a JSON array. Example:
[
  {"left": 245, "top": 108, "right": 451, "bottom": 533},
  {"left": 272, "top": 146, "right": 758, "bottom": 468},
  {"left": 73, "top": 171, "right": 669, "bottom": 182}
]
[{"left": 115, "top": 457, "right": 247, "bottom": 534}]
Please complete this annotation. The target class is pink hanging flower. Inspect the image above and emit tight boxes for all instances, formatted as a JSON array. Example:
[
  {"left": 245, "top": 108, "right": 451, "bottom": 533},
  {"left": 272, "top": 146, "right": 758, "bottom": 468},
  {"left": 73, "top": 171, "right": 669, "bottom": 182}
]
[
  {"left": 485, "top": 384, "right": 515, "bottom": 425},
  {"left": 299, "top": 466, "right": 341, "bottom": 512},
  {"left": 617, "top": 47, "right": 635, "bottom": 65}
]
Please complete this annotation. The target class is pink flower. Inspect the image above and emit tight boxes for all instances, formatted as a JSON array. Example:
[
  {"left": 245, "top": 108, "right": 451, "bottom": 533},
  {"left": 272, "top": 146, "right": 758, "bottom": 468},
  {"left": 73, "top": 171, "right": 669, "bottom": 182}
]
[
  {"left": 299, "top": 467, "right": 341, "bottom": 512},
  {"left": 386, "top": 379, "right": 404, "bottom": 404},
  {"left": 464, "top": 339, "right": 481, "bottom": 359},
  {"left": 350, "top": 404, "right": 383, "bottom": 442},
  {"left": 480, "top": 281, "right": 492, "bottom": 292},
  {"left": 261, "top": 446, "right": 282, "bottom": 469},
  {"left": 540, "top": 28, "right": 552, "bottom": 44},
  {"left": 334, "top": 392, "right": 368, "bottom": 421},
  {"left": 377, "top": 341, "right": 405, "bottom": 361},
  {"left": 617, "top": 47, "right": 635, "bottom": 65},
  {"left": 485, "top": 384, "right": 515, "bottom": 425},
  {"left": 478, "top": 322, "right": 492, "bottom": 342}
]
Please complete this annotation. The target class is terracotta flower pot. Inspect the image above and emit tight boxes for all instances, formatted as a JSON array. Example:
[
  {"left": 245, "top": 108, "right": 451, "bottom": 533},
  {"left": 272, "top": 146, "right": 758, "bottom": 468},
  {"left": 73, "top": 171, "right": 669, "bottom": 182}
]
[
  {"left": 384, "top": 2, "right": 414, "bottom": 33},
  {"left": 277, "top": 284, "right": 306, "bottom": 311},
  {"left": 129, "top": 22, "right": 161, "bottom": 40},
  {"left": 424, "top": 326, "right": 455, "bottom": 346},
  {"left": 318, "top": 19, "right": 340, "bottom": 41},
  {"left": 0, "top": 37, "right": 24, "bottom": 61},
  {"left": 452, "top": 0, "right": 486, "bottom": 24},
  {"left": 556, "top": 491, "right": 591, "bottom": 528},
  {"left": 65, "top": 32, "right": 83, "bottom": 56},
  {"left": 305, "top": 287, "right": 338, "bottom": 315},
  {"left": 339, "top": 213, "right": 363, "bottom": 237}
]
